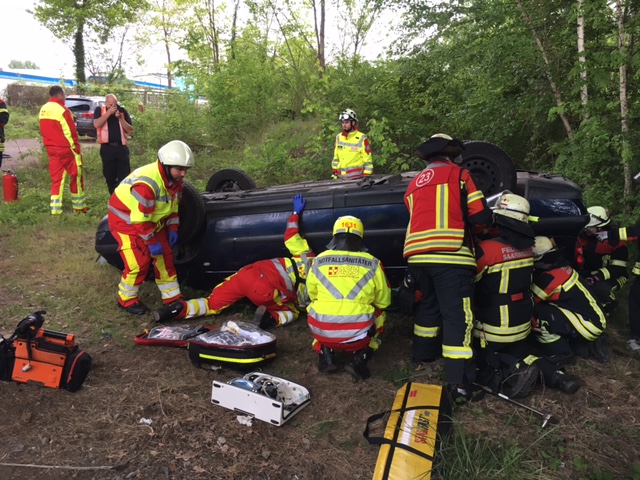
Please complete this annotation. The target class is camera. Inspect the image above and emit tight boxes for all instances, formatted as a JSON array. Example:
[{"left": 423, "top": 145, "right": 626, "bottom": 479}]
[{"left": 116, "top": 104, "right": 125, "bottom": 114}]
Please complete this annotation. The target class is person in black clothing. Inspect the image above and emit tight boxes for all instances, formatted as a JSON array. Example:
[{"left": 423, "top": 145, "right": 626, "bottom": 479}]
[
  {"left": 93, "top": 94, "right": 133, "bottom": 194},
  {"left": 0, "top": 97, "right": 9, "bottom": 166}
]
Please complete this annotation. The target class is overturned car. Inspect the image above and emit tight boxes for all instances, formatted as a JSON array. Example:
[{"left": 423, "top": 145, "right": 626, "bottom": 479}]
[{"left": 95, "top": 141, "right": 588, "bottom": 290}]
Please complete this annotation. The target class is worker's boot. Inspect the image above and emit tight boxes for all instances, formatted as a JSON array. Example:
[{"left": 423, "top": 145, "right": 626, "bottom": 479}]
[
  {"left": 118, "top": 301, "right": 148, "bottom": 316},
  {"left": 152, "top": 300, "right": 184, "bottom": 323},
  {"left": 345, "top": 348, "right": 372, "bottom": 381},
  {"left": 254, "top": 305, "right": 276, "bottom": 330},
  {"left": 502, "top": 362, "right": 540, "bottom": 399},
  {"left": 588, "top": 335, "right": 610, "bottom": 364},
  {"left": 317, "top": 346, "right": 338, "bottom": 373},
  {"left": 551, "top": 371, "right": 581, "bottom": 394}
]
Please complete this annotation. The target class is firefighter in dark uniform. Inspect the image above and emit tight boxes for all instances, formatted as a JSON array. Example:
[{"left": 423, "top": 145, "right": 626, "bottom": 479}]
[
  {"left": 531, "top": 236, "right": 609, "bottom": 364},
  {"left": 0, "top": 97, "right": 9, "bottom": 165},
  {"left": 577, "top": 206, "right": 628, "bottom": 312},
  {"left": 601, "top": 219, "right": 640, "bottom": 350},
  {"left": 474, "top": 193, "right": 580, "bottom": 397},
  {"left": 403, "top": 134, "right": 492, "bottom": 402}
]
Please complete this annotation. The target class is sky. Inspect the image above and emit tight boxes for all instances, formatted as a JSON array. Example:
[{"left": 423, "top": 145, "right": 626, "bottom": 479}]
[{"left": 2, "top": 1, "right": 400, "bottom": 80}]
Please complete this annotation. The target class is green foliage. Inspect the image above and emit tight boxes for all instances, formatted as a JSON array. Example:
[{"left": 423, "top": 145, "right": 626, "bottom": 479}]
[
  {"left": 8, "top": 60, "right": 39, "bottom": 69},
  {"left": 4, "top": 107, "right": 41, "bottom": 140}
]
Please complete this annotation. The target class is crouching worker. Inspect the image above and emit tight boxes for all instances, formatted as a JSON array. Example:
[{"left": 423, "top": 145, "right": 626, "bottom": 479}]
[
  {"left": 474, "top": 194, "right": 580, "bottom": 397},
  {"left": 152, "top": 194, "right": 315, "bottom": 327},
  {"left": 531, "top": 236, "right": 609, "bottom": 364},
  {"left": 306, "top": 216, "right": 391, "bottom": 382},
  {"left": 109, "top": 140, "right": 193, "bottom": 315}
]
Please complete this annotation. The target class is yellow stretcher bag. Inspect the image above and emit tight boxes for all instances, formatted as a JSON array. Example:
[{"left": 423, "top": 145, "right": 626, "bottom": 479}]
[{"left": 364, "top": 382, "right": 452, "bottom": 480}]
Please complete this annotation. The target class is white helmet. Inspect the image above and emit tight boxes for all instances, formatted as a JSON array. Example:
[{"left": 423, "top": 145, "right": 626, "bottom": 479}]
[
  {"left": 493, "top": 192, "right": 530, "bottom": 223},
  {"left": 158, "top": 140, "right": 195, "bottom": 168},
  {"left": 533, "top": 236, "right": 557, "bottom": 260},
  {"left": 586, "top": 206, "right": 610, "bottom": 228},
  {"left": 338, "top": 109, "right": 358, "bottom": 122}
]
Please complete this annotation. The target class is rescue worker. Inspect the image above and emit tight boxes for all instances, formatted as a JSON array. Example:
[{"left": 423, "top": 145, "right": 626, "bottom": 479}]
[
  {"left": 108, "top": 140, "right": 193, "bottom": 315},
  {"left": 331, "top": 109, "right": 373, "bottom": 180},
  {"left": 474, "top": 193, "right": 580, "bottom": 396},
  {"left": 152, "top": 194, "right": 315, "bottom": 327},
  {"left": 93, "top": 94, "right": 133, "bottom": 194},
  {"left": 0, "top": 97, "right": 9, "bottom": 165},
  {"left": 600, "top": 219, "right": 640, "bottom": 350},
  {"left": 403, "top": 133, "right": 492, "bottom": 402},
  {"left": 576, "top": 206, "right": 628, "bottom": 312},
  {"left": 38, "top": 86, "right": 88, "bottom": 215},
  {"left": 531, "top": 236, "right": 609, "bottom": 364},
  {"left": 307, "top": 216, "right": 391, "bottom": 381}
]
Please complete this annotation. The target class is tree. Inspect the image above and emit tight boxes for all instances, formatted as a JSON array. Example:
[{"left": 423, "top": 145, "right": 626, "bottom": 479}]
[
  {"left": 8, "top": 60, "right": 40, "bottom": 69},
  {"left": 31, "top": 0, "right": 148, "bottom": 86}
]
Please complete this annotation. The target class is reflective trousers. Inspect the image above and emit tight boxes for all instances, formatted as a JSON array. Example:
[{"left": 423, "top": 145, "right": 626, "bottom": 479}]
[
  {"left": 411, "top": 264, "right": 476, "bottom": 385},
  {"left": 112, "top": 228, "right": 181, "bottom": 307},
  {"left": 180, "top": 260, "right": 299, "bottom": 326},
  {"left": 46, "top": 146, "right": 87, "bottom": 215}
]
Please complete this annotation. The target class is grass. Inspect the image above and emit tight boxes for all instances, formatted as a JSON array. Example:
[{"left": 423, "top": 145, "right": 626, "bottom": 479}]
[
  {"left": 2, "top": 111, "right": 640, "bottom": 479},
  {"left": 4, "top": 106, "right": 41, "bottom": 139}
]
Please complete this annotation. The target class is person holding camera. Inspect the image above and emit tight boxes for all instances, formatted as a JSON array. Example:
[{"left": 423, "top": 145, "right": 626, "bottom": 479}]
[{"left": 93, "top": 94, "right": 133, "bottom": 194}]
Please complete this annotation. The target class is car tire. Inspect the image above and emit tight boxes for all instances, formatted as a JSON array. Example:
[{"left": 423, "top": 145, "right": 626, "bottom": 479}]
[
  {"left": 179, "top": 181, "right": 206, "bottom": 243},
  {"left": 206, "top": 168, "right": 257, "bottom": 192},
  {"left": 458, "top": 141, "right": 517, "bottom": 197}
]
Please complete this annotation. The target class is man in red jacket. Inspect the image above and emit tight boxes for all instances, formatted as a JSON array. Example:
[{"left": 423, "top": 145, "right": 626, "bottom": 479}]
[
  {"left": 403, "top": 134, "right": 492, "bottom": 403},
  {"left": 39, "top": 86, "right": 87, "bottom": 215}
]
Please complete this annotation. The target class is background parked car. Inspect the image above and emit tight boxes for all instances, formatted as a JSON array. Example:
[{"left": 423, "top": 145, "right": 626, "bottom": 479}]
[
  {"left": 65, "top": 95, "right": 104, "bottom": 139},
  {"left": 95, "top": 141, "right": 588, "bottom": 290}
]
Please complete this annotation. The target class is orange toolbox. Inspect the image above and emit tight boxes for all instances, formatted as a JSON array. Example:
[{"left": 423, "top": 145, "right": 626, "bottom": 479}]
[{"left": 12, "top": 329, "right": 76, "bottom": 388}]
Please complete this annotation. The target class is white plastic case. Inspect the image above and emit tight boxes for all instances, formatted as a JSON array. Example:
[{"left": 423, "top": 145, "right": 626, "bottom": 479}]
[{"left": 211, "top": 372, "right": 311, "bottom": 426}]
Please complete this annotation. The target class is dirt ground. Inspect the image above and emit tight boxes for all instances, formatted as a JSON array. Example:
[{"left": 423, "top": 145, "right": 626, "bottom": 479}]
[{"left": 1, "top": 303, "right": 640, "bottom": 480}]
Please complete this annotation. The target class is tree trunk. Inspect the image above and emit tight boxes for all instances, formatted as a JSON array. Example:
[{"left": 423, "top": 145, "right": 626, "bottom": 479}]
[
  {"left": 312, "top": 0, "right": 326, "bottom": 77},
  {"left": 616, "top": 0, "right": 632, "bottom": 198},
  {"left": 73, "top": 21, "right": 86, "bottom": 89},
  {"left": 515, "top": 0, "right": 573, "bottom": 140},
  {"left": 577, "top": 0, "right": 588, "bottom": 122}
]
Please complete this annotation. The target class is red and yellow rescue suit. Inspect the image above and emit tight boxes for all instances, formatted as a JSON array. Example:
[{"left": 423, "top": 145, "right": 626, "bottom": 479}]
[
  {"left": 576, "top": 234, "right": 628, "bottom": 307},
  {"left": 306, "top": 249, "right": 391, "bottom": 353},
  {"left": 332, "top": 127, "right": 373, "bottom": 179},
  {"left": 39, "top": 96, "right": 87, "bottom": 214},
  {"left": 531, "top": 263, "right": 606, "bottom": 357},
  {"left": 173, "top": 213, "right": 315, "bottom": 326},
  {"left": 108, "top": 162, "right": 183, "bottom": 308},
  {"left": 403, "top": 157, "right": 491, "bottom": 385}
]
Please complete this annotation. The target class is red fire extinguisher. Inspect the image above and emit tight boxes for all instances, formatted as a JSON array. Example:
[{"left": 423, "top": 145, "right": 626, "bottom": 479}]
[{"left": 3, "top": 170, "right": 18, "bottom": 202}]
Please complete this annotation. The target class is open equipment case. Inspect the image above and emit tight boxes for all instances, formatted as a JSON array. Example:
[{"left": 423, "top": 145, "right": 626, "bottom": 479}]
[{"left": 211, "top": 372, "right": 311, "bottom": 426}]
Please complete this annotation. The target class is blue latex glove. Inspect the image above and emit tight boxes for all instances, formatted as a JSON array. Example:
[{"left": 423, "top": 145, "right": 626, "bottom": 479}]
[
  {"left": 293, "top": 194, "right": 306, "bottom": 214},
  {"left": 169, "top": 230, "right": 179, "bottom": 247},
  {"left": 148, "top": 242, "right": 164, "bottom": 256}
]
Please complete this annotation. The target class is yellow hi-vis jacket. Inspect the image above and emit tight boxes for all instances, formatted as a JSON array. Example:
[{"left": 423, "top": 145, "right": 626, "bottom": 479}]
[
  {"left": 307, "top": 250, "right": 391, "bottom": 345},
  {"left": 332, "top": 129, "right": 373, "bottom": 179}
]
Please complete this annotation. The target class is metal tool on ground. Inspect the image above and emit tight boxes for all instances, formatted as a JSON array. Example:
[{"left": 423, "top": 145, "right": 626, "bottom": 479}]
[{"left": 474, "top": 383, "right": 557, "bottom": 428}]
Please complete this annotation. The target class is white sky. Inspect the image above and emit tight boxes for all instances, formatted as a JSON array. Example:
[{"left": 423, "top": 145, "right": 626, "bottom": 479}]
[{"left": 2, "top": 1, "right": 400, "bottom": 79}]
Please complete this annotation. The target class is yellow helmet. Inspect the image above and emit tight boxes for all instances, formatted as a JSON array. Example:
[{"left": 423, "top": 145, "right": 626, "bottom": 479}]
[
  {"left": 333, "top": 216, "right": 364, "bottom": 238},
  {"left": 586, "top": 206, "right": 610, "bottom": 228},
  {"left": 493, "top": 192, "right": 530, "bottom": 223},
  {"left": 533, "top": 236, "right": 557, "bottom": 260}
]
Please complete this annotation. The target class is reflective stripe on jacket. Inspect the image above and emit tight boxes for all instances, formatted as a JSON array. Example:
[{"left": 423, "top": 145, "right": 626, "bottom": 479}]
[
  {"left": 97, "top": 105, "right": 127, "bottom": 145},
  {"left": 284, "top": 213, "right": 316, "bottom": 307},
  {"left": 332, "top": 129, "right": 373, "bottom": 179},
  {"left": 108, "top": 162, "right": 182, "bottom": 241},
  {"left": 473, "top": 237, "right": 535, "bottom": 343},
  {"left": 39, "top": 97, "right": 80, "bottom": 152},
  {"left": 307, "top": 250, "right": 391, "bottom": 344},
  {"left": 531, "top": 265, "right": 606, "bottom": 340},
  {"left": 403, "top": 159, "right": 489, "bottom": 267}
]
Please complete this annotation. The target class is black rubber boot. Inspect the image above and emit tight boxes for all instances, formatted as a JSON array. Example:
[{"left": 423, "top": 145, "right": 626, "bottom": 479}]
[
  {"left": 551, "top": 371, "right": 581, "bottom": 394},
  {"left": 502, "top": 362, "right": 540, "bottom": 399},
  {"left": 345, "top": 348, "right": 371, "bottom": 381},
  {"left": 318, "top": 346, "right": 338, "bottom": 373},
  {"left": 254, "top": 305, "right": 276, "bottom": 329},
  {"left": 152, "top": 301, "right": 184, "bottom": 323},
  {"left": 118, "top": 301, "right": 148, "bottom": 316},
  {"left": 588, "top": 335, "right": 610, "bottom": 364}
]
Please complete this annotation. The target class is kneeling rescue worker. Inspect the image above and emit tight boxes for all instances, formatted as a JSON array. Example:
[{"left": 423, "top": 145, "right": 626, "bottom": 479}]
[
  {"left": 306, "top": 216, "right": 391, "bottom": 381},
  {"left": 108, "top": 140, "right": 193, "bottom": 315}
]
